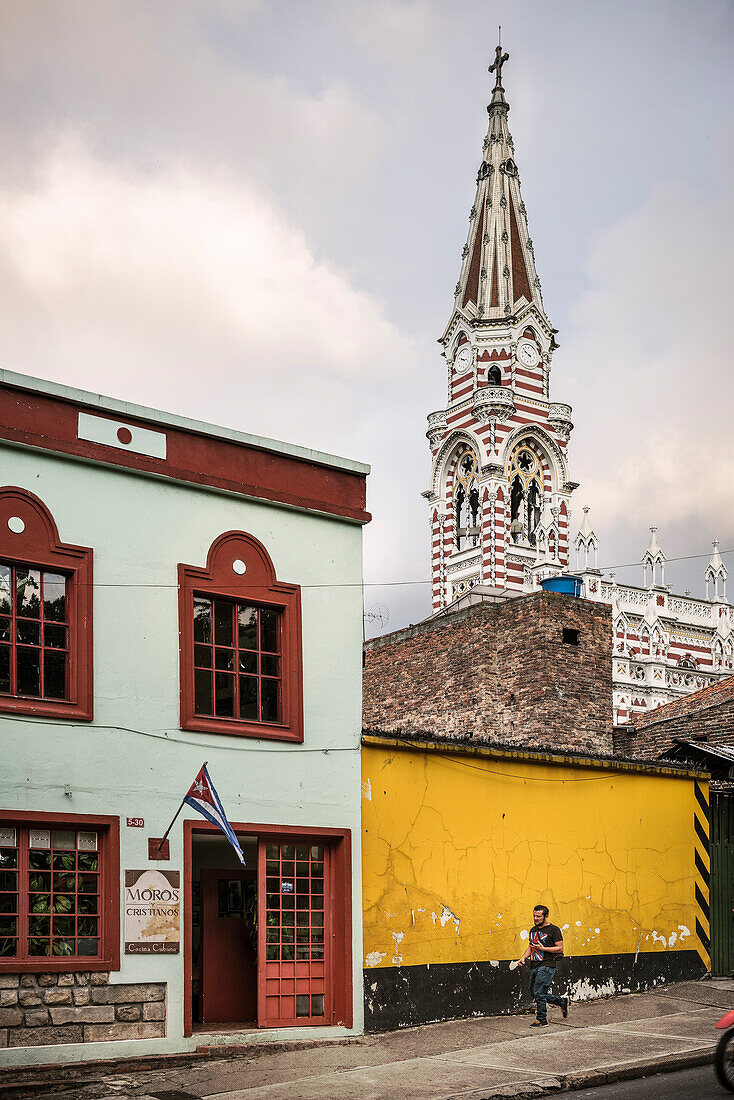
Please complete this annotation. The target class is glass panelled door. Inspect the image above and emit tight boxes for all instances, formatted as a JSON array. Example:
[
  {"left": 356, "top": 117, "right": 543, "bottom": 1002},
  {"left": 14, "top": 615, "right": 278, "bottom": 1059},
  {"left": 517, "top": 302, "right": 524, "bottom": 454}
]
[{"left": 258, "top": 838, "right": 330, "bottom": 1026}]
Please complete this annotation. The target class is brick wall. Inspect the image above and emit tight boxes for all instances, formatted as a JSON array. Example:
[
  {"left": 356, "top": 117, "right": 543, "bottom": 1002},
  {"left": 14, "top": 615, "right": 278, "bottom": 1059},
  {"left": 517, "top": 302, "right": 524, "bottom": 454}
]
[
  {"left": 0, "top": 972, "right": 165, "bottom": 1048},
  {"left": 363, "top": 591, "right": 613, "bottom": 754}
]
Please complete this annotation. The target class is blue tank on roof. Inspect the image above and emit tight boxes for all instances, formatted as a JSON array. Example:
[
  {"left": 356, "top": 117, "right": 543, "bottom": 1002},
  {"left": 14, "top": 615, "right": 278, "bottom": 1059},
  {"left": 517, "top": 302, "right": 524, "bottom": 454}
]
[{"left": 539, "top": 575, "right": 583, "bottom": 597}]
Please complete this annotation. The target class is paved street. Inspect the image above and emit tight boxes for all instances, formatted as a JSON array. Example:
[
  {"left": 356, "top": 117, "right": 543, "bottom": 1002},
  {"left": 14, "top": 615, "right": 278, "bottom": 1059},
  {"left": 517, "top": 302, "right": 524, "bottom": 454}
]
[
  {"left": 570, "top": 1064, "right": 729, "bottom": 1098},
  {"left": 6, "top": 979, "right": 732, "bottom": 1100}
]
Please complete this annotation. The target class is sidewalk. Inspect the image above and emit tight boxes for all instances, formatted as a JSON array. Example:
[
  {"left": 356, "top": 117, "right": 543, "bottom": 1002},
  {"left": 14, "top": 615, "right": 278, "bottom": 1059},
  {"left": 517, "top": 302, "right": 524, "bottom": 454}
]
[{"left": 4, "top": 978, "right": 732, "bottom": 1100}]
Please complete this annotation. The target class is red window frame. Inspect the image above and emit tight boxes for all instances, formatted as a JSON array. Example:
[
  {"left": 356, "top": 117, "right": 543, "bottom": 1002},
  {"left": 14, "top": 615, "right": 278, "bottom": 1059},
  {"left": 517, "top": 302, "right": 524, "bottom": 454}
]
[
  {"left": 0, "top": 488, "right": 93, "bottom": 721},
  {"left": 191, "top": 597, "right": 283, "bottom": 726},
  {"left": 179, "top": 531, "right": 303, "bottom": 742},
  {"left": 0, "top": 810, "right": 120, "bottom": 973}
]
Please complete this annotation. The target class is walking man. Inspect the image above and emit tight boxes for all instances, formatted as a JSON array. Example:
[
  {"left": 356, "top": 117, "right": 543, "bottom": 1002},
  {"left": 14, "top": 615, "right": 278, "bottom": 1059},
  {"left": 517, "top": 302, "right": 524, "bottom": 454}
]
[{"left": 517, "top": 904, "right": 569, "bottom": 1027}]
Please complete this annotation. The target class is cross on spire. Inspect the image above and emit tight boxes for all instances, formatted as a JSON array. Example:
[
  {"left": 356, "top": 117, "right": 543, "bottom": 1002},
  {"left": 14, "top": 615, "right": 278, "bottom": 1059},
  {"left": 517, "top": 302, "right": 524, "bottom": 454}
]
[{"left": 489, "top": 43, "right": 509, "bottom": 91}]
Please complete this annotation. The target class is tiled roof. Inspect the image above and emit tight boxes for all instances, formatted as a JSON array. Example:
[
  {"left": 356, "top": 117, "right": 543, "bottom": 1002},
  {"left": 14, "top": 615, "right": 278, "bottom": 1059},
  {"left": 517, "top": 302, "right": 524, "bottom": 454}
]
[{"left": 634, "top": 674, "right": 734, "bottom": 728}]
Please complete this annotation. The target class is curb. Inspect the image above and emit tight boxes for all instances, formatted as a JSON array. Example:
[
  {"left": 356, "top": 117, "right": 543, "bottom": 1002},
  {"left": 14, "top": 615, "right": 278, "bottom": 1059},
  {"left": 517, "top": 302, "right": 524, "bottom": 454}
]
[
  {"left": 0, "top": 1046, "right": 716, "bottom": 1100},
  {"left": 562, "top": 1045, "right": 714, "bottom": 1090},
  {"left": 466, "top": 1046, "right": 715, "bottom": 1098},
  {"left": 0, "top": 1004, "right": 720, "bottom": 1099}
]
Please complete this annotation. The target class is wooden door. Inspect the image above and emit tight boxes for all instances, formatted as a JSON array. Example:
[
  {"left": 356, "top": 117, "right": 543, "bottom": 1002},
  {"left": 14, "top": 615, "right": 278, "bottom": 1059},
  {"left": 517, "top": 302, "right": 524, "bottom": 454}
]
[
  {"left": 201, "top": 869, "right": 257, "bottom": 1024},
  {"left": 257, "top": 838, "right": 331, "bottom": 1026}
]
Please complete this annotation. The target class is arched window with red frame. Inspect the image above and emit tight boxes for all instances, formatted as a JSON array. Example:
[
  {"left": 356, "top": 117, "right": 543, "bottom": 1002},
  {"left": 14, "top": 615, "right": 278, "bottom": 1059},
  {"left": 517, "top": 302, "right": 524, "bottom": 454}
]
[
  {"left": 0, "top": 488, "right": 93, "bottom": 721},
  {"left": 178, "top": 531, "right": 303, "bottom": 742}
]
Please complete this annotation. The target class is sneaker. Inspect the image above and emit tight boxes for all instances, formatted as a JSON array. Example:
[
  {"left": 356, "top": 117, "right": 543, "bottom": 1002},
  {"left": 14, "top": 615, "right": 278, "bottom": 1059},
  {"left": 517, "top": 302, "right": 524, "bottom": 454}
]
[
  {"left": 561, "top": 997, "right": 569, "bottom": 1019},
  {"left": 530, "top": 1020, "right": 548, "bottom": 1027}
]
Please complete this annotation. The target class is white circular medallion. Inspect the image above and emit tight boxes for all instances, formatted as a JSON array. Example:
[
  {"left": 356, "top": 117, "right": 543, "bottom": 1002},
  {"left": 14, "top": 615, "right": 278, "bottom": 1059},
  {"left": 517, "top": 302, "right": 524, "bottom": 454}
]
[
  {"left": 453, "top": 345, "right": 472, "bottom": 374},
  {"left": 232, "top": 559, "right": 247, "bottom": 575},
  {"left": 7, "top": 516, "right": 25, "bottom": 534},
  {"left": 517, "top": 340, "right": 540, "bottom": 368}
]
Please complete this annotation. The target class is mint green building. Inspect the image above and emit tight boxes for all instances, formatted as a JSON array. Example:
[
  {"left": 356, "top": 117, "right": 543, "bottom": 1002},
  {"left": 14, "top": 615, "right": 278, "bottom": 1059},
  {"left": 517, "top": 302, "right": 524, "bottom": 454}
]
[{"left": 0, "top": 369, "right": 369, "bottom": 1065}]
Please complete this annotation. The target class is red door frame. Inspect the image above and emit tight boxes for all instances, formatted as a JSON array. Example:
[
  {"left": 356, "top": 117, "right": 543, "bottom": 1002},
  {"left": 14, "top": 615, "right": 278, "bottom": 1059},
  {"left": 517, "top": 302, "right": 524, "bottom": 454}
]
[{"left": 183, "top": 820, "right": 352, "bottom": 1037}]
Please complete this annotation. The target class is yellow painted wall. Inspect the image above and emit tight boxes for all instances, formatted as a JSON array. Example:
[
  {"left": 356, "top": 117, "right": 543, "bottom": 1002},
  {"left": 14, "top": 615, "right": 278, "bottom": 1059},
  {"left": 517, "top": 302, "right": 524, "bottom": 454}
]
[{"left": 362, "top": 740, "right": 706, "bottom": 971}]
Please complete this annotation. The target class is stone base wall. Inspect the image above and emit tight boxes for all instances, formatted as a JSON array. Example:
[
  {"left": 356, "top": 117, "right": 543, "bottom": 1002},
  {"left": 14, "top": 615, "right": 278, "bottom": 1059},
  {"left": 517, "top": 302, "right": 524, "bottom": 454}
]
[{"left": 0, "top": 972, "right": 166, "bottom": 1048}]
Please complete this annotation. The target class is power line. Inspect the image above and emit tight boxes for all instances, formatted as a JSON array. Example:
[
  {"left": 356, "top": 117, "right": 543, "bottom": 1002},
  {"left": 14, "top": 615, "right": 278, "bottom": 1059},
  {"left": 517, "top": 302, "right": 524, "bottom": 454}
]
[
  {"left": 3, "top": 716, "right": 360, "bottom": 753},
  {"left": 7, "top": 549, "right": 731, "bottom": 590}
]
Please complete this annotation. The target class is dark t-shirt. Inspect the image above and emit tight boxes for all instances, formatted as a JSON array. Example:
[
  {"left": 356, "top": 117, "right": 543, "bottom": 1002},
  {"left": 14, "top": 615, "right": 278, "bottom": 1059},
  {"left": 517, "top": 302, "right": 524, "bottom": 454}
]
[{"left": 528, "top": 922, "right": 563, "bottom": 967}]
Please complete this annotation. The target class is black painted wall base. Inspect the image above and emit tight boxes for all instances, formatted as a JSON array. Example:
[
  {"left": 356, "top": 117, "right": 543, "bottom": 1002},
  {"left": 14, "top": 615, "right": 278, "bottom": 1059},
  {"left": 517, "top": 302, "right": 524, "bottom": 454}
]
[{"left": 363, "top": 949, "right": 707, "bottom": 1032}]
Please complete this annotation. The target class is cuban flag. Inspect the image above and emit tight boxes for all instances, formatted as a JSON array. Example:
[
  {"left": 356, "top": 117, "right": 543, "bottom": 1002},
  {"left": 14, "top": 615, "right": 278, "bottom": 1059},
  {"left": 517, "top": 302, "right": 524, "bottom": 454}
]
[{"left": 184, "top": 763, "right": 245, "bottom": 865}]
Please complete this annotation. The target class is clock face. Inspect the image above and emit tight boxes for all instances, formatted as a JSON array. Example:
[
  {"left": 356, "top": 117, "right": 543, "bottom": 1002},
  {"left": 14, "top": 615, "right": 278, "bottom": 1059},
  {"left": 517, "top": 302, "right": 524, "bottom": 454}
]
[
  {"left": 454, "top": 346, "right": 472, "bottom": 374},
  {"left": 517, "top": 340, "right": 540, "bottom": 368}
]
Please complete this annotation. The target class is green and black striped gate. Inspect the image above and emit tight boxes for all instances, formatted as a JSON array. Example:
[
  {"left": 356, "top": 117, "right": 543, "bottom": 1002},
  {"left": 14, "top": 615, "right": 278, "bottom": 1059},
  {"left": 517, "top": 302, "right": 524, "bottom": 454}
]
[{"left": 709, "top": 790, "right": 734, "bottom": 976}]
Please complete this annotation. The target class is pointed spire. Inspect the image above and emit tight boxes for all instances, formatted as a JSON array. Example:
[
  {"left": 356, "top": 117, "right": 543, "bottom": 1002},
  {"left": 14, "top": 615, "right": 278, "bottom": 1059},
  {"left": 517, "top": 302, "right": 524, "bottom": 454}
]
[
  {"left": 574, "top": 506, "right": 599, "bottom": 571},
  {"left": 641, "top": 527, "right": 665, "bottom": 587},
  {"left": 578, "top": 505, "right": 594, "bottom": 539},
  {"left": 705, "top": 538, "right": 728, "bottom": 602},
  {"left": 445, "top": 40, "right": 548, "bottom": 332},
  {"left": 538, "top": 495, "right": 554, "bottom": 531},
  {"left": 707, "top": 538, "right": 725, "bottom": 574},
  {"left": 645, "top": 527, "right": 663, "bottom": 559},
  {"left": 643, "top": 596, "right": 659, "bottom": 629}
]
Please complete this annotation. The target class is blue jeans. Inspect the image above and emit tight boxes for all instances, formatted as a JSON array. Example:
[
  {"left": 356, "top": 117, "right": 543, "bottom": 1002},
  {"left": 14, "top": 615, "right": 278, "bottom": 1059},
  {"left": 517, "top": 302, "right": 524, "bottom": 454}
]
[{"left": 529, "top": 964, "right": 564, "bottom": 1023}]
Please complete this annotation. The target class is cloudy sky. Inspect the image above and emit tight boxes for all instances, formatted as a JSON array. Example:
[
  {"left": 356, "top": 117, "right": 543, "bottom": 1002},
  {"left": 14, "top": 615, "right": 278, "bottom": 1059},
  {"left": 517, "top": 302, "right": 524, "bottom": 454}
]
[{"left": 1, "top": 0, "right": 732, "bottom": 634}]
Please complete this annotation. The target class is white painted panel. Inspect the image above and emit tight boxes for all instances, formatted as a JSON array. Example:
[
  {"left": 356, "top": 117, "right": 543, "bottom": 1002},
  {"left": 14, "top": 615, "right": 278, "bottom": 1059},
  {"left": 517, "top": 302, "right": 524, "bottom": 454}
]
[{"left": 77, "top": 411, "right": 167, "bottom": 460}]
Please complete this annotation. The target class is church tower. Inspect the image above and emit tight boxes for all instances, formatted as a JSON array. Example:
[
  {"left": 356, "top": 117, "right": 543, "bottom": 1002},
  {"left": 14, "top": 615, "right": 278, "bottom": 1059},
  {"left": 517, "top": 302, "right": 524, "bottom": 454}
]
[{"left": 425, "top": 46, "right": 576, "bottom": 610}]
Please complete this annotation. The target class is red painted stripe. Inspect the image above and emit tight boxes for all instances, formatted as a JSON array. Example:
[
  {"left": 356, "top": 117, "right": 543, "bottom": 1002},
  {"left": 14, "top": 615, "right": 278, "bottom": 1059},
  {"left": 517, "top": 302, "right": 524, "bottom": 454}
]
[
  {"left": 511, "top": 399, "right": 549, "bottom": 413},
  {"left": 515, "top": 385, "right": 545, "bottom": 398}
]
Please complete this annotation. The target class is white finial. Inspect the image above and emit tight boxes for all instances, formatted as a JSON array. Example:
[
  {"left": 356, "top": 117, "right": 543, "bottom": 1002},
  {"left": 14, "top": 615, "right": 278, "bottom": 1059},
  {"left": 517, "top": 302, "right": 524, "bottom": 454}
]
[
  {"left": 646, "top": 526, "right": 662, "bottom": 556},
  {"left": 574, "top": 506, "right": 598, "bottom": 570},
  {"left": 578, "top": 505, "right": 594, "bottom": 538},
  {"left": 705, "top": 538, "right": 728, "bottom": 602},
  {"left": 642, "top": 526, "right": 666, "bottom": 587}
]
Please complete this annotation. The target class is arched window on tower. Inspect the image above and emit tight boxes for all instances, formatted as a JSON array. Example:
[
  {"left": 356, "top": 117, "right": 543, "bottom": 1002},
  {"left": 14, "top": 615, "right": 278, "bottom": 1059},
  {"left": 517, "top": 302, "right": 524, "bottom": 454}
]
[
  {"left": 487, "top": 364, "right": 502, "bottom": 386},
  {"left": 453, "top": 448, "right": 480, "bottom": 551},
  {"left": 508, "top": 445, "right": 543, "bottom": 546}
]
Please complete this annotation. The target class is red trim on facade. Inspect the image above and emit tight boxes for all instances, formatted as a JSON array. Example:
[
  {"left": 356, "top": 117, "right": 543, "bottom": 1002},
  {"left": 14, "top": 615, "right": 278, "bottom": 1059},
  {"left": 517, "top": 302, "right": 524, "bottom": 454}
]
[
  {"left": 478, "top": 349, "right": 511, "bottom": 362},
  {"left": 515, "top": 385, "right": 545, "bottom": 398},
  {"left": 0, "top": 385, "right": 370, "bottom": 525},
  {"left": 0, "top": 487, "right": 93, "bottom": 721},
  {"left": 513, "top": 370, "right": 544, "bottom": 386},
  {"left": 178, "top": 531, "right": 303, "bottom": 742},
  {"left": 0, "top": 809, "right": 119, "bottom": 973},
  {"left": 509, "top": 407, "right": 551, "bottom": 422},
  {"left": 183, "top": 820, "right": 352, "bottom": 1037}
]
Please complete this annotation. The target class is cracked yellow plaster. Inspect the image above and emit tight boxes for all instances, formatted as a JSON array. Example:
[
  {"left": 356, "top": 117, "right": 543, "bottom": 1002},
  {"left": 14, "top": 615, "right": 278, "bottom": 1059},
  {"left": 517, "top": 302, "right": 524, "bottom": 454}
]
[{"left": 362, "top": 743, "right": 705, "bottom": 969}]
